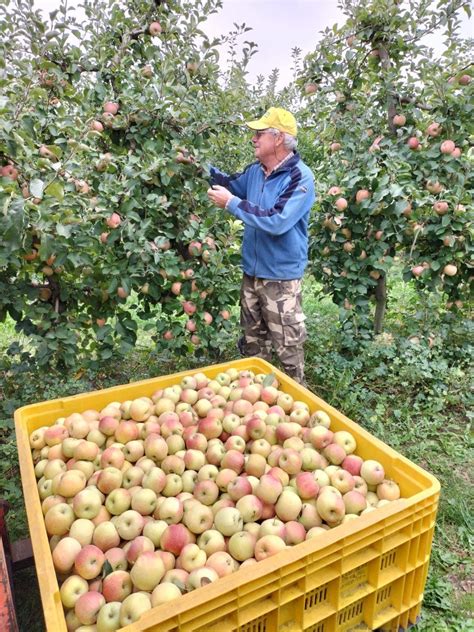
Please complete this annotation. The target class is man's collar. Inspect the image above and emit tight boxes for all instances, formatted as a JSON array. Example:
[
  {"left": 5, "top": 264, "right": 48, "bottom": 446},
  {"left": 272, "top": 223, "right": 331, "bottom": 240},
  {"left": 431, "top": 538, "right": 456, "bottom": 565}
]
[{"left": 261, "top": 151, "right": 296, "bottom": 177}]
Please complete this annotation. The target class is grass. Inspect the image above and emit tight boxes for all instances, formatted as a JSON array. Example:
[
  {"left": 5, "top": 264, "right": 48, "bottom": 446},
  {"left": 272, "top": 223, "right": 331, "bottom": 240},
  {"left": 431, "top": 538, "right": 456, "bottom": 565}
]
[{"left": 0, "top": 270, "right": 472, "bottom": 631}]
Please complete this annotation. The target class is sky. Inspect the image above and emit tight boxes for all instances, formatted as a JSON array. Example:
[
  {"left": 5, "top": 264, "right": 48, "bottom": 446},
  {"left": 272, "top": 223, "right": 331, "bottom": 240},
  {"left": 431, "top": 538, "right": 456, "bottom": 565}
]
[
  {"left": 30, "top": 0, "right": 473, "bottom": 87},
  {"left": 204, "top": 0, "right": 346, "bottom": 85}
]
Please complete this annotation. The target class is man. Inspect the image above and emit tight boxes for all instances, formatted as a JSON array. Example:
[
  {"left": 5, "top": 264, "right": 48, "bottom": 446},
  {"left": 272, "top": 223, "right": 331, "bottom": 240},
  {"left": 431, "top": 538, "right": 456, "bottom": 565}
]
[{"left": 207, "top": 107, "right": 316, "bottom": 383}]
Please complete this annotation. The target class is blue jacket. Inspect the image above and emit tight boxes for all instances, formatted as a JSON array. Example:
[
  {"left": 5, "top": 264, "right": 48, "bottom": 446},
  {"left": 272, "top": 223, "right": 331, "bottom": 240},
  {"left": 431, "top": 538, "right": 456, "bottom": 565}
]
[{"left": 210, "top": 152, "right": 315, "bottom": 280}]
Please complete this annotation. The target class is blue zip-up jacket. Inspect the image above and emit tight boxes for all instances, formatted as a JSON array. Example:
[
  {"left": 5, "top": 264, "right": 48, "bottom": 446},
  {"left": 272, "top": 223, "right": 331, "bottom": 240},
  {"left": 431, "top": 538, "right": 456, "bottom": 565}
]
[{"left": 210, "top": 152, "right": 316, "bottom": 280}]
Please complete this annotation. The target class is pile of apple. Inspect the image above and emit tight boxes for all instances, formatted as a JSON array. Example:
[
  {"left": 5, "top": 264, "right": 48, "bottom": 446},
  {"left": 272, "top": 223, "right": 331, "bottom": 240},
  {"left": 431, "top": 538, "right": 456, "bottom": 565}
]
[{"left": 29, "top": 368, "right": 402, "bottom": 631}]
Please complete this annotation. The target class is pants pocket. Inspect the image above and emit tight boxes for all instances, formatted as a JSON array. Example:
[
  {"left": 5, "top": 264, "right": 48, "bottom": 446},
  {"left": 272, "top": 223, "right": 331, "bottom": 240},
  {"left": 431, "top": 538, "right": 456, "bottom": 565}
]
[{"left": 281, "top": 311, "right": 307, "bottom": 346}]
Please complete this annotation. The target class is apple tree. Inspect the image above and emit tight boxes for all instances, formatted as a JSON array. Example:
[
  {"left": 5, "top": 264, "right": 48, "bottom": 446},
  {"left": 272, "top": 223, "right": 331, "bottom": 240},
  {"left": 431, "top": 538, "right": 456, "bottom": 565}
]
[
  {"left": 298, "top": 0, "right": 472, "bottom": 341},
  {"left": 0, "top": 0, "right": 252, "bottom": 368}
]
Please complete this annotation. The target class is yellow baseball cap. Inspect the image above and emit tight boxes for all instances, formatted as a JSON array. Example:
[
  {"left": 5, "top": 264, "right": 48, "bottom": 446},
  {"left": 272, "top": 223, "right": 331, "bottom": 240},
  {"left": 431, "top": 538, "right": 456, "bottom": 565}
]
[{"left": 246, "top": 107, "right": 297, "bottom": 137}]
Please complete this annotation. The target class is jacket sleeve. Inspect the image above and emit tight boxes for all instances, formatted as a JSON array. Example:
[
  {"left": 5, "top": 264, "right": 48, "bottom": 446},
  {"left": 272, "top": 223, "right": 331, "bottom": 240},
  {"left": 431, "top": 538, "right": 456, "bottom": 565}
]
[
  {"left": 209, "top": 164, "right": 252, "bottom": 200},
  {"left": 226, "top": 169, "right": 316, "bottom": 236}
]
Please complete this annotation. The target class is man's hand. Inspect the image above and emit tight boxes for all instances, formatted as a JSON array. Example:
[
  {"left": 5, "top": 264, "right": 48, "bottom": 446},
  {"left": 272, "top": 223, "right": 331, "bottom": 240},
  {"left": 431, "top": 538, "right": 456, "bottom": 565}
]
[{"left": 207, "top": 185, "right": 234, "bottom": 209}]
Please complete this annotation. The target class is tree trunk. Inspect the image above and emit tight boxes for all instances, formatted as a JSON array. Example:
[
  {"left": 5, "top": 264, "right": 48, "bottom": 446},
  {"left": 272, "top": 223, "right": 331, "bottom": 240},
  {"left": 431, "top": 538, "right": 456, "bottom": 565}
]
[{"left": 374, "top": 275, "right": 386, "bottom": 334}]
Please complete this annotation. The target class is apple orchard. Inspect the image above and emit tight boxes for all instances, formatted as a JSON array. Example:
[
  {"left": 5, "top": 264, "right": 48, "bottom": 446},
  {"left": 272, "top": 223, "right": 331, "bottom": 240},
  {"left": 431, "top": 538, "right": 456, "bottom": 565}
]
[{"left": 0, "top": 0, "right": 472, "bottom": 367}]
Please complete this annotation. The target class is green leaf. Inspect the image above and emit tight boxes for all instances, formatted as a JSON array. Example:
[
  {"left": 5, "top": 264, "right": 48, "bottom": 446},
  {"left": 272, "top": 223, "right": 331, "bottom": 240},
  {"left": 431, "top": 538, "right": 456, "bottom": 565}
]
[
  {"left": 262, "top": 373, "right": 276, "bottom": 387},
  {"left": 102, "top": 560, "right": 113, "bottom": 578},
  {"left": 30, "top": 178, "right": 44, "bottom": 198},
  {"left": 45, "top": 181, "right": 64, "bottom": 200},
  {"left": 56, "top": 223, "right": 73, "bottom": 237}
]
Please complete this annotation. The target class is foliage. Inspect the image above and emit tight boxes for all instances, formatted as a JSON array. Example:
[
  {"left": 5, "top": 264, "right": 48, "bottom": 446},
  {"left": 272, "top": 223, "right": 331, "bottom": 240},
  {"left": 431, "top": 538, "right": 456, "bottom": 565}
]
[
  {"left": 298, "top": 0, "right": 473, "bottom": 342},
  {"left": 0, "top": 0, "right": 256, "bottom": 369}
]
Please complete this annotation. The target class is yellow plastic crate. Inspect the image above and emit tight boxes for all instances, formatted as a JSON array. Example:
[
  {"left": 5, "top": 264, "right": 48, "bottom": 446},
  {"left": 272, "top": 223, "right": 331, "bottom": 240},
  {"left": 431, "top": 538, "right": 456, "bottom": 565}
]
[{"left": 14, "top": 358, "right": 440, "bottom": 632}]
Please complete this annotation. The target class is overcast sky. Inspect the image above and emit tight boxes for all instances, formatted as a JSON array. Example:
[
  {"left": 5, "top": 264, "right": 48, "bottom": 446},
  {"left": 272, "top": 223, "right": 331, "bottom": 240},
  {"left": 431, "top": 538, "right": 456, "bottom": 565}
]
[
  {"left": 29, "top": 0, "right": 473, "bottom": 86},
  {"left": 205, "top": 0, "right": 345, "bottom": 85}
]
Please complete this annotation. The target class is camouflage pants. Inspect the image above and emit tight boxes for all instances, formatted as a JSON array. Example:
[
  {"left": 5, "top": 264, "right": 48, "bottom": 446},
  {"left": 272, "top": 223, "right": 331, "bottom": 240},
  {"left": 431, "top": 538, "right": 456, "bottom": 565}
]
[{"left": 239, "top": 274, "right": 307, "bottom": 383}]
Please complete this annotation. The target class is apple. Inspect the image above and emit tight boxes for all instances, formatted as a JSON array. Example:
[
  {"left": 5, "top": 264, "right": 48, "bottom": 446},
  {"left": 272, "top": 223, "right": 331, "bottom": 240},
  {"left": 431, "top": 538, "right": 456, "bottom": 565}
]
[
  {"left": 443, "top": 264, "right": 457, "bottom": 276},
  {"left": 278, "top": 448, "right": 302, "bottom": 475},
  {"left": 115, "top": 510, "right": 145, "bottom": 540},
  {"left": 360, "top": 459, "right": 385, "bottom": 485},
  {"left": 299, "top": 503, "right": 323, "bottom": 530},
  {"left": 255, "top": 473, "right": 283, "bottom": 504},
  {"left": 392, "top": 114, "right": 406, "bottom": 126},
  {"left": 178, "top": 543, "right": 207, "bottom": 572},
  {"left": 186, "top": 566, "right": 219, "bottom": 591},
  {"left": 52, "top": 536, "right": 82, "bottom": 574},
  {"left": 72, "top": 440, "right": 98, "bottom": 461},
  {"left": 244, "top": 452, "right": 267, "bottom": 477},
  {"left": 122, "top": 465, "right": 145, "bottom": 489},
  {"left": 131, "top": 487, "right": 158, "bottom": 515},
  {"left": 284, "top": 520, "right": 306, "bottom": 545},
  {"left": 235, "top": 494, "right": 263, "bottom": 523},
  {"left": 333, "top": 430, "right": 357, "bottom": 455},
  {"left": 214, "top": 507, "right": 244, "bottom": 536},
  {"left": 149, "top": 21, "right": 162, "bottom": 36},
  {"left": 100, "top": 445, "right": 123, "bottom": 469},
  {"left": 53, "top": 469, "right": 87, "bottom": 497},
  {"left": 426, "top": 122, "right": 441, "bottom": 137},
  {"left": 150, "top": 582, "right": 182, "bottom": 607},
  {"left": 342, "top": 490, "right": 367, "bottom": 514},
  {"left": 289, "top": 408, "right": 310, "bottom": 426},
  {"left": 44, "top": 424, "right": 69, "bottom": 446},
  {"left": 306, "top": 526, "right": 329, "bottom": 539},
  {"left": 96, "top": 601, "right": 122, "bottom": 631},
  {"left": 130, "top": 551, "right": 165, "bottom": 591},
  {"left": 377, "top": 479, "right": 401, "bottom": 501},
  {"left": 103, "top": 101, "right": 119, "bottom": 115},
  {"left": 355, "top": 189, "right": 370, "bottom": 203},
  {"left": 316, "top": 488, "right": 346, "bottom": 524},
  {"left": 432, "top": 200, "right": 449, "bottom": 216},
  {"left": 197, "top": 529, "right": 226, "bottom": 556},
  {"left": 59, "top": 574, "right": 89, "bottom": 609},
  {"left": 197, "top": 463, "right": 219, "bottom": 482},
  {"left": 294, "top": 472, "right": 320, "bottom": 499},
  {"left": 341, "top": 454, "right": 363, "bottom": 476},
  {"left": 309, "top": 410, "right": 331, "bottom": 428},
  {"left": 74, "top": 590, "right": 105, "bottom": 625},
  {"left": 101, "top": 570, "right": 132, "bottom": 603},
  {"left": 160, "top": 523, "right": 195, "bottom": 555},
  {"left": 411, "top": 265, "right": 425, "bottom": 277},
  {"left": 226, "top": 475, "right": 252, "bottom": 501},
  {"left": 308, "top": 426, "right": 333, "bottom": 451},
  {"left": 44, "top": 502, "right": 75, "bottom": 536},
  {"left": 407, "top": 136, "right": 420, "bottom": 150},
  {"left": 254, "top": 535, "right": 286, "bottom": 561},
  {"left": 206, "top": 550, "right": 237, "bottom": 577},
  {"left": 119, "top": 592, "right": 152, "bottom": 627},
  {"left": 440, "top": 139, "right": 455, "bottom": 154},
  {"left": 74, "top": 544, "right": 105, "bottom": 580},
  {"left": 69, "top": 518, "right": 95, "bottom": 547},
  {"left": 304, "top": 82, "right": 319, "bottom": 95},
  {"left": 323, "top": 442, "right": 347, "bottom": 465},
  {"left": 92, "top": 505, "right": 112, "bottom": 527},
  {"left": 97, "top": 467, "right": 123, "bottom": 494},
  {"left": 353, "top": 475, "right": 368, "bottom": 496},
  {"left": 275, "top": 490, "right": 302, "bottom": 521},
  {"left": 93, "top": 521, "right": 120, "bottom": 552}
]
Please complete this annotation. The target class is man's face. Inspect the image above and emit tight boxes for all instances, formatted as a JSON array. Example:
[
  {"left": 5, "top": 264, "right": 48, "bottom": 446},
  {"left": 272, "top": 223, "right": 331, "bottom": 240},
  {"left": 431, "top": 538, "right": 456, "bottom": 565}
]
[{"left": 251, "top": 129, "right": 279, "bottom": 162}]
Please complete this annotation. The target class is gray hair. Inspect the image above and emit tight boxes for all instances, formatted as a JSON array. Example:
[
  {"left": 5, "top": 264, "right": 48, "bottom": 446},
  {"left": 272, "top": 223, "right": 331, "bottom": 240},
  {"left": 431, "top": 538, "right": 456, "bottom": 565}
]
[{"left": 267, "top": 128, "right": 298, "bottom": 150}]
